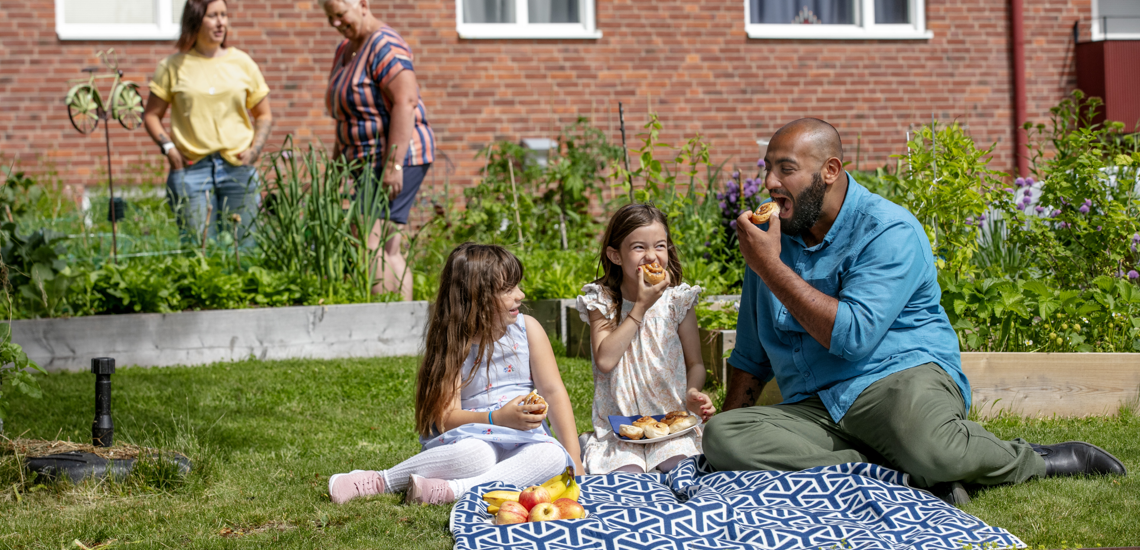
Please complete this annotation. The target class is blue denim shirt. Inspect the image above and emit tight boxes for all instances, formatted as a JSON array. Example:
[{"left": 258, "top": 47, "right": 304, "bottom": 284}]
[{"left": 729, "top": 173, "right": 969, "bottom": 422}]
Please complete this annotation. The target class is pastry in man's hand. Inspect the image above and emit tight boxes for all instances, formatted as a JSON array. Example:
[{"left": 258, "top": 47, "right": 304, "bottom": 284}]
[
  {"left": 668, "top": 414, "right": 698, "bottom": 433},
  {"left": 642, "top": 422, "right": 670, "bottom": 439},
  {"left": 750, "top": 201, "right": 780, "bottom": 225},
  {"left": 642, "top": 262, "right": 667, "bottom": 285},
  {"left": 618, "top": 424, "right": 644, "bottom": 440},
  {"left": 632, "top": 416, "right": 656, "bottom": 429}
]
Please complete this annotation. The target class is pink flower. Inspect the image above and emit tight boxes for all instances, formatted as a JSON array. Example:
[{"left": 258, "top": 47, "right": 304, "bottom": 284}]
[
  {"left": 1079, "top": 205, "right": 1090, "bottom": 214},
  {"left": 1130, "top": 270, "right": 1139, "bottom": 280}
]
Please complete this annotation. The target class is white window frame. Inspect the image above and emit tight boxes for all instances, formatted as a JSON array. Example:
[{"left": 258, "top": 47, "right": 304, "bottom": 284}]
[
  {"left": 456, "top": 0, "right": 602, "bottom": 40},
  {"left": 1091, "top": 0, "right": 1140, "bottom": 41},
  {"left": 744, "top": 0, "right": 932, "bottom": 40},
  {"left": 55, "top": 0, "right": 181, "bottom": 41}
]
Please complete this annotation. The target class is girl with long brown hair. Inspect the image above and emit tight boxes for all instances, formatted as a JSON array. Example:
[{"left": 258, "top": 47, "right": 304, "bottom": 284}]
[
  {"left": 576, "top": 204, "right": 716, "bottom": 475},
  {"left": 328, "top": 243, "right": 582, "bottom": 505}
]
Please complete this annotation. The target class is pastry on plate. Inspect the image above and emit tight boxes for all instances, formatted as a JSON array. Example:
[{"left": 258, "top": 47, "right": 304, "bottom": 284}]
[
  {"left": 618, "top": 424, "right": 644, "bottom": 440},
  {"left": 642, "top": 422, "right": 670, "bottom": 439},
  {"left": 632, "top": 416, "right": 656, "bottom": 429},
  {"left": 669, "top": 414, "right": 698, "bottom": 433}
]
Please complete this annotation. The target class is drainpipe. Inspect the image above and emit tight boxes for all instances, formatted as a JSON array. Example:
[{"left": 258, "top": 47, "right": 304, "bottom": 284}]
[{"left": 1011, "top": 0, "right": 1027, "bottom": 177}]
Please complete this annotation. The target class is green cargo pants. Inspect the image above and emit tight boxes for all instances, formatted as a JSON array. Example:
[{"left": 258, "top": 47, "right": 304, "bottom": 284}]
[{"left": 703, "top": 363, "right": 1046, "bottom": 488}]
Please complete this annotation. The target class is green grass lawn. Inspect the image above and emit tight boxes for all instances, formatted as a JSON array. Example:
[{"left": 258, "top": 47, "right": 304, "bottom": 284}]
[{"left": 1, "top": 356, "right": 1137, "bottom": 549}]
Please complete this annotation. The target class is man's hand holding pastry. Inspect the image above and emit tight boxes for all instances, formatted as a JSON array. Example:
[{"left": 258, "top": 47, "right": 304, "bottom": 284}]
[{"left": 736, "top": 206, "right": 783, "bottom": 279}]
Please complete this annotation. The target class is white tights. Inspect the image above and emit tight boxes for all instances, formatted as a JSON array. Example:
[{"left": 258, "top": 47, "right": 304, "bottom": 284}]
[{"left": 380, "top": 439, "right": 567, "bottom": 496}]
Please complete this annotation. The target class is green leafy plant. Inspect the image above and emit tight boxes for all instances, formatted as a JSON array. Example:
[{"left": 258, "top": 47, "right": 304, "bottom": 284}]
[
  {"left": 256, "top": 137, "right": 406, "bottom": 302},
  {"left": 1002, "top": 90, "right": 1140, "bottom": 288},
  {"left": 0, "top": 223, "right": 73, "bottom": 319},
  {"left": 882, "top": 122, "right": 1008, "bottom": 277},
  {"left": 0, "top": 270, "right": 46, "bottom": 430}
]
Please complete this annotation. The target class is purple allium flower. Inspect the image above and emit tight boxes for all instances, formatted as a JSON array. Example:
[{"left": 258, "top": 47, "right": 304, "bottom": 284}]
[
  {"left": 727, "top": 181, "right": 739, "bottom": 193},
  {"left": 1036, "top": 206, "right": 1045, "bottom": 213},
  {"left": 1097, "top": 226, "right": 1103, "bottom": 231},
  {"left": 1084, "top": 198, "right": 1092, "bottom": 207},
  {"left": 704, "top": 241, "right": 711, "bottom": 247},
  {"left": 1051, "top": 209, "right": 1061, "bottom": 218},
  {"left": 716, "top": 192, "right": 725, "bottom": 201},
  {"left": 1022, "top": 196, "right": 1033, "bottom": 206},
  {"left": 966, "top": 217, "right": 974, "bottom": 224},
  {"left": 1026, "top": 177, "right": 1036, "bottom": 186},
  {"left": 1079, "top": 205, "right": 1090, "bottom": 214},
  {"left": 1014, "top": 177, "right": 1026, "bottom": 187},
  {"left": 732, "top": 171, "right": 740, "bottom": 179},
  {"left": 978, "top": 214, "right": 986, "bottom": 222},
  {"left": 729, "top": 220, "right": 737, "bottom": 230},
  {"left": 1017, "top": 203, "right": 1026, "bottom": 211},
  {"left": 1023, "top": 188, "right": 1032, "bottom": 197},
  {"left": 719, "top": 201, "right": 727, "bottom": 210},
  {"left": 1130, "top": 270, "right": 1140, "bottom": 280},
  {"left": 1003, "top": 188, "right": 1015, "bottom": 193}
]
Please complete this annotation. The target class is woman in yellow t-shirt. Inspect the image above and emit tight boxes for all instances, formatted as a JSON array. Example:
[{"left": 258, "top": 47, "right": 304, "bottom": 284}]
[{"left": 142, "top": 0, "right": 273, "bottom": 246}]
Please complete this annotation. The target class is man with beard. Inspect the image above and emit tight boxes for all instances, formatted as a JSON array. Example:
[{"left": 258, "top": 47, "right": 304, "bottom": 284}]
[{"left": 703, "top": 118, "right": 1125, "bottom": 502}]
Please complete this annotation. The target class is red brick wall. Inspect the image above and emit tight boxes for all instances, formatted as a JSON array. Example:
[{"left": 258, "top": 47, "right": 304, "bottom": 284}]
[{"left": 0, "top": 0, "right": 1092, "bottom": 211}]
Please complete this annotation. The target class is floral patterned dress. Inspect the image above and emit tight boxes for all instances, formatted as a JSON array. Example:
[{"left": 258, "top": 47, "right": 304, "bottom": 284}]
[
  {"left": 418, "top": 315, "right": 574, "bottom": 468},
  {"left": 576, "top": 283, "right": 703, "bottom": 473}
]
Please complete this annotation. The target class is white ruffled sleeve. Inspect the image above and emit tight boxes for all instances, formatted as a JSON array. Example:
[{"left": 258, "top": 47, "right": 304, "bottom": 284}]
[
  {"left": 576, "top": 283, "right": 615, "bottom": 323},
  {"left": 668, "top": 283, "right": 703, "bottom": 326}
]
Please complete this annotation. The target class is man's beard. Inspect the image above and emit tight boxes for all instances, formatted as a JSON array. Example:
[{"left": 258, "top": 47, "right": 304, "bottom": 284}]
[{"left": 781, "top": 171, "right": 827, "bottom": 237}]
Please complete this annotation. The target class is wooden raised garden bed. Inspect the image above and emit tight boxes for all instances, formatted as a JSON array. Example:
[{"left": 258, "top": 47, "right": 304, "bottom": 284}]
[{"left": 10, "top": 301, "right": 430, "bottom": 372}]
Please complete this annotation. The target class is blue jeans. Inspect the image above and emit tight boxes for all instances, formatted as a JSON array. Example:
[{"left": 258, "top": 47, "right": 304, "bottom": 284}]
[{"left": 166, "top": 152, "right": 260, "bottom": 246}]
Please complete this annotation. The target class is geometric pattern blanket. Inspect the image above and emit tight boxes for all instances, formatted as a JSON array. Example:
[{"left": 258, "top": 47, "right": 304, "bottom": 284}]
[{"left": 450, "top": 457, "right": 1025, "bottom": 550}]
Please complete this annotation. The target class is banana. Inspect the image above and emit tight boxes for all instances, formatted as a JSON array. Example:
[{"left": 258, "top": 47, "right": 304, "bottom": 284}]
[
  {"left": 481, "top": 490, "right": 520, "bottom": 507},
  {"left": 487, "top": 505, "right": 500, "bottom": 514},
  {"left": 562, "top": 478, "right": 581, "bottom": 502},
  {"left": 539, "top": 471, "right": 570, "bottom": 500}
]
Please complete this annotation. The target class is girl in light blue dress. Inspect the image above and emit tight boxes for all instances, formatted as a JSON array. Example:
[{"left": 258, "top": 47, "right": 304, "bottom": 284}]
[{"left": 328, "top": 243, "right": 582, "bottom": 505}]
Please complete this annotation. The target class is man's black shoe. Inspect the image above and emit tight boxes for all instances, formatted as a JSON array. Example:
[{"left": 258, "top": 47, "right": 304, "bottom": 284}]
[
  {"left": 1031, "top": 441, "right": 1127, "bottom": 477},
  {"left": 929, "top": 481, "right": 970, "bottom": 506}
]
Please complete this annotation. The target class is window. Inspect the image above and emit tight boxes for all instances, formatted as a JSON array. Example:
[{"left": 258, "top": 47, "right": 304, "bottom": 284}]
[
  {"left": 457, "top": 0, "right": 601, "bottom": 39},
  {"left": 56, "top": 0, "right": 187, "bottom": 41},
  {"left": 1093, "top": 0, "right": 1140, "bottom": 40},
  {"left": 744, "top": 0, "right": 931, "bottom": 40}
]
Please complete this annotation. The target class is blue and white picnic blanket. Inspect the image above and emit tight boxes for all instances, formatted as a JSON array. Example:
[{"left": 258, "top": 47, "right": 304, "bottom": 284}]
[{"left": 450, "top": 457, "right": 1024, "bottom": 550}]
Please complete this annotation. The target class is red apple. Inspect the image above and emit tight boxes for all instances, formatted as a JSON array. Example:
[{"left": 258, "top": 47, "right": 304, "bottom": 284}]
[
  {"left": 518, "top": 485, "right": 551, "bottom": 511},
  {"left": 552, "top": 498, "right": 586, "bottom": 520},
  {"left": 527, "top": 502, "right": 561, "bottom": 522},
  {"left": 494, "top": 501, "right": 529, "bottom": 525}
]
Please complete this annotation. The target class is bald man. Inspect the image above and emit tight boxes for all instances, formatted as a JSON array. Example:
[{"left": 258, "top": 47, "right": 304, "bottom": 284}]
[{"left": 703, "top": 118, "right": 1125, "bottom": 502}]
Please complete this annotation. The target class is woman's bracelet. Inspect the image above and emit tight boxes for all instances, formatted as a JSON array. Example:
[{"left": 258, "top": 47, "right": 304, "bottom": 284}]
[
  {"left": 627, "top": 314, "right": 643, "bottom": 328},
  {"left": 487, "top": 410, "right": 495, "bottom": 425}
]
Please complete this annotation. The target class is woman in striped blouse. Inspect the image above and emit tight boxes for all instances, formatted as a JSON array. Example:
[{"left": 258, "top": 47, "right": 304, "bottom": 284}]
[{"left": 320, "top": 0, "right": 435, "bottom": 300}]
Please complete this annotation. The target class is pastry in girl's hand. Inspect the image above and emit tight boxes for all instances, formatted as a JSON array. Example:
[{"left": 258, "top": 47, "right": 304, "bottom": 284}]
[
  {"left": 619, "top": 424, "right": 644, "bottom": 440},
  {"left": 668, "top": 414, "right": 698, "bottom": 433},
  {"left": 522, "top": 390, "right": 547, "bottom": 414},
  {"left": 632, "top": 416, "right": 656, "bottom": 429},
  {"left": 750, "top": 201, "right": 780, "bottom": 225},
  {"left": 642, "top": 262, "right": 667, "bottom": 285},
  {"left": 642, "top": 422, "right": 670, "bottom": 439}
]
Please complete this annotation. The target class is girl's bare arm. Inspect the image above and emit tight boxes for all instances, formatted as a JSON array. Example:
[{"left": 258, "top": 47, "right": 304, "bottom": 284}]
[{"left": 527, "top": 315, "right": 584, "bottom": 475}]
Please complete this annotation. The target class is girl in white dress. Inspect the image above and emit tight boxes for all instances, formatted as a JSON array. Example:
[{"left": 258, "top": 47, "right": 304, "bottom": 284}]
[
  {"left": 577, "top": 204, "right": 716, "bottom": 475},
  {"left": 329, "top": 244, "right": 583, "bottom": 505}
]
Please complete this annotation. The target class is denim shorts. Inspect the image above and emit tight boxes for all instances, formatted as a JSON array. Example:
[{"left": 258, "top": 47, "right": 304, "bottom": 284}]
[
  {"left": 166, "top": 152, "right": 260, "bottom": 245},
  {"left": 354, "top": 163, "right": 430, "bottom": 225}
]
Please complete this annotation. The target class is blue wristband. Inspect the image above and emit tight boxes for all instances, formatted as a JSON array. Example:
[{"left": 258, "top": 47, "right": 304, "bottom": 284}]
[{"left": 487, "top": 410, "right": 494, "bottom": 425}]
